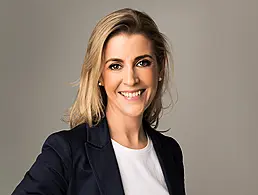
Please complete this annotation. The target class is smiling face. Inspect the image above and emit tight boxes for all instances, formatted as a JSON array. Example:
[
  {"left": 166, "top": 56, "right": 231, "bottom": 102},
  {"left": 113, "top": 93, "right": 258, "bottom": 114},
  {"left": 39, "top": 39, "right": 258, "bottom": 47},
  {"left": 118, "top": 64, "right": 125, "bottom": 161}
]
[{"left": 101, "top": 33, "right": 159, "bottom": 118}]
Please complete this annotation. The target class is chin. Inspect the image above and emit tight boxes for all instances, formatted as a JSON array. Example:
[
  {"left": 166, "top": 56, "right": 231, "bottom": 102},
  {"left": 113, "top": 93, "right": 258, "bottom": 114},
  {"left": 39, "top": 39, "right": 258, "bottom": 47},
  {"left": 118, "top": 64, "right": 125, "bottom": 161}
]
[
  {"left": 106, "top": 98, "right": 149, "bottom": 118},
  {"left": 123, "top": 112, "right": 143, "bottom": 118},
  {"left": 119, "top": 106, "right": 145, "bottom": 118}
]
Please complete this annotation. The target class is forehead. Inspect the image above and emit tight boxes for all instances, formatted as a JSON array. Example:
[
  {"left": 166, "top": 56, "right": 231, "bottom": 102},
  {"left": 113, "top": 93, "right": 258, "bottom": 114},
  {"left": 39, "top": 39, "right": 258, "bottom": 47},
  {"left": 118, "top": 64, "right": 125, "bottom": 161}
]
[{"left": 104, "top": 33, "right": 153, "bottom": 60}]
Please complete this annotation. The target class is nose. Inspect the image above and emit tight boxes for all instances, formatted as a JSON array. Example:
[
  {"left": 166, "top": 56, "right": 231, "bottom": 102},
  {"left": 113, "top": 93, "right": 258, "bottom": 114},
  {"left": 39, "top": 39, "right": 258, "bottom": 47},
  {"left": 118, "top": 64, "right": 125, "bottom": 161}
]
[{"left": 123, "top": 67, "right": 139, "bottom": 86}]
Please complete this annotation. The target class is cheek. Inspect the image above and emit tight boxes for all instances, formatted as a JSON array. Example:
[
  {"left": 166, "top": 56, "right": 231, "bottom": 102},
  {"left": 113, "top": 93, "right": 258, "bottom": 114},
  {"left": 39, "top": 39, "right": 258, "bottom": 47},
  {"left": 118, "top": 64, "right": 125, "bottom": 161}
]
[
  {"left": 102, "top": 73, "right": 120, "bottom": 94},
  {"left": 141, "top": 68, "right": 158, "bottom": 88}
]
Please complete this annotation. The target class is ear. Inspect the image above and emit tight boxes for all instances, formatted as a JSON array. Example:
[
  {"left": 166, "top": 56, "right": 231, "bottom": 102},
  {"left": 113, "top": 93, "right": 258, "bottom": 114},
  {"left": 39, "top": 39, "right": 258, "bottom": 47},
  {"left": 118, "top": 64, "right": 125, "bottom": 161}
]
[
  {"left": 98, "top": 76, "right": 104, "bottom": 86},
  {"left": 158, "top": 55, "right": 167, "bottom": 79},
  {"left": 158, "top": 67, "right": 164, "bottom": 81}
]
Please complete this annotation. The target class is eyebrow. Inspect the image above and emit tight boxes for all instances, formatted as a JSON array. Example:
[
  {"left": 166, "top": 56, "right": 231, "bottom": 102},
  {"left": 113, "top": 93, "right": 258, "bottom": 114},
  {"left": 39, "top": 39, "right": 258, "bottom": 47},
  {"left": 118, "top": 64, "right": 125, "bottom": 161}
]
[{"left": 105, "top": 54, "right": 153, "bottom": 64}]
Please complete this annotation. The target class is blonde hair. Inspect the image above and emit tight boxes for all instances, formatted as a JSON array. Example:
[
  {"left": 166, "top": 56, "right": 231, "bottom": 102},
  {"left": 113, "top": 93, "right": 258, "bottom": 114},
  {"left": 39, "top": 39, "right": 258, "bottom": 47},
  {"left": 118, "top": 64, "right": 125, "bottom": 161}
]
[{"left": 68, "top": 8, "right": 174, "bottom": 129}]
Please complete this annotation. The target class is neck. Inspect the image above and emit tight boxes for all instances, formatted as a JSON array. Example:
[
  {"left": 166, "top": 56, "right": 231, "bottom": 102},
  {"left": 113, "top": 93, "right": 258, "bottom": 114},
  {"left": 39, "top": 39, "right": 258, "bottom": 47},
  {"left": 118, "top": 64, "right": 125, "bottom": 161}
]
[{"left": 106, "top": 108, "right": 147, "bottom": 149}]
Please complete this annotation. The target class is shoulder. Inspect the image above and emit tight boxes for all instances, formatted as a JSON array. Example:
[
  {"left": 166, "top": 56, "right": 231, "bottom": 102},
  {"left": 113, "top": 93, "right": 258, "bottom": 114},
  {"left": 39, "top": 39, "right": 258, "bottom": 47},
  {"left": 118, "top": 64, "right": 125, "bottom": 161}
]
[
  {"left": 42, "top": 123, "right": 88, "bottom": 161},
  {"left": 148, "top": 127, "right": 184, "bottom": 159},
  {"left": 48, "top": 123, "right": 87, "bottom": 142},
  {"left": 12, "top": 123, "right": 90, "bottom": 194},
  {"left": 44, "top": 122, "right": 88, "bottom": 149}
]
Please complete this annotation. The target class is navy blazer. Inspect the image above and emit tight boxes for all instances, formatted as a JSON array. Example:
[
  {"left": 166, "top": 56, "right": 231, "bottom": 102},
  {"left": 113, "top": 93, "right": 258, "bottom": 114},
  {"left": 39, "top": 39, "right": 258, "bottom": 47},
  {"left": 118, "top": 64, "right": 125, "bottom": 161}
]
[{"left": 12, "top": 118, "right": 186, "bottom": 195}]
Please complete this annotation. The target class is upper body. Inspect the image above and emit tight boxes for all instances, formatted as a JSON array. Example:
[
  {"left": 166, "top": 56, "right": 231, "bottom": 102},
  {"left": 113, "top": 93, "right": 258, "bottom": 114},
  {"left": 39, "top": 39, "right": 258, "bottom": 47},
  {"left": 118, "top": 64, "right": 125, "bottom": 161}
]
[
  {"left": 12, "top": 118, "right": 185, "bottom": 195},
  {"left": 12, "top": 8, "right": 186, "bottom": 195}
]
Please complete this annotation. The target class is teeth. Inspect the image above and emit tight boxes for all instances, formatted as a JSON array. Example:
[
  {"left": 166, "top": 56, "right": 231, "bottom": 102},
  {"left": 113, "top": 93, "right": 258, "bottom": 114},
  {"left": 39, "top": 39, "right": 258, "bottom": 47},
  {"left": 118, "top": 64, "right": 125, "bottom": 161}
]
[{"left": 121, "top": 90, "right": 142, "bottom": 98}]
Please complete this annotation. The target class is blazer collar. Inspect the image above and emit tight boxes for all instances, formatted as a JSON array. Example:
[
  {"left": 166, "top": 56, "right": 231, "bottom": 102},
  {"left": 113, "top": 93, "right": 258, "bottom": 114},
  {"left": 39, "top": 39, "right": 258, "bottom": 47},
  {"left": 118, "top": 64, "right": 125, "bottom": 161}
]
[
  {"left": 84, "top": 117, "right": 125, "bottom": 195},
  {"left": 84, "top": 118, "right": 178, "bottom": 195},
  {"left": 144, "top": 122, "right": 179, "bottom": 195},
  {"left": 86, "top": 117, "right": 110, "bottom": 148}
]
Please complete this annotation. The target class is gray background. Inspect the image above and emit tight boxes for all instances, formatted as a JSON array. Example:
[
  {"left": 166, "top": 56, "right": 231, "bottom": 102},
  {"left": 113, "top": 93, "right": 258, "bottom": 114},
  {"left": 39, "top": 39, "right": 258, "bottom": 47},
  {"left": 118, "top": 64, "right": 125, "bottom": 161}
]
[{"left": 0, "top": 0, "right": 257, "bottom": 194}]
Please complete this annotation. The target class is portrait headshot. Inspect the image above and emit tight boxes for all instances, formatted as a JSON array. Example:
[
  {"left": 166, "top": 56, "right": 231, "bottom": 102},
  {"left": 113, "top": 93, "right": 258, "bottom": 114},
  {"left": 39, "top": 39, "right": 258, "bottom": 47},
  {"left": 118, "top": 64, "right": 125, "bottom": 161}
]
[
  {"left": 1, "top": 1, "right": 257, "bottom": 195},
  {"left": 10, "top": 7, "right": 185, "bottom": 195}
]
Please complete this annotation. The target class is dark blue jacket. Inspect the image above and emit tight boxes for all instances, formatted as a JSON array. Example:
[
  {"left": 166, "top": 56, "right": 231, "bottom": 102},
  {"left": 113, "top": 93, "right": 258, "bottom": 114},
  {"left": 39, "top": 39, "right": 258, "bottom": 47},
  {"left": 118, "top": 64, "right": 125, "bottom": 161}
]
[{"left": 12, "top": 118, "right": 186, "bottom": 195}]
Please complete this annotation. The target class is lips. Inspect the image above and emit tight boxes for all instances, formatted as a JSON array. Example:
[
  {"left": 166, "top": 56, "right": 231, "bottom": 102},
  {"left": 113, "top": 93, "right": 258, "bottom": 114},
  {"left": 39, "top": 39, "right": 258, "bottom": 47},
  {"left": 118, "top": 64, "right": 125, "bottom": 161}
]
[{"left": 118, "top": 89, "right": 146, "bottom": 98}]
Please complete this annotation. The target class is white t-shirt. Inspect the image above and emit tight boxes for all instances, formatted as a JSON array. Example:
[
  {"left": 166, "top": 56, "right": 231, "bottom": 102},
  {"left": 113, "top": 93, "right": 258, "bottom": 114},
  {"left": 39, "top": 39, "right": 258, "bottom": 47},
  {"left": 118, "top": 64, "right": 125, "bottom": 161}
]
[{"left": 111, "top": 135, "right": 169, "bottom": 195}]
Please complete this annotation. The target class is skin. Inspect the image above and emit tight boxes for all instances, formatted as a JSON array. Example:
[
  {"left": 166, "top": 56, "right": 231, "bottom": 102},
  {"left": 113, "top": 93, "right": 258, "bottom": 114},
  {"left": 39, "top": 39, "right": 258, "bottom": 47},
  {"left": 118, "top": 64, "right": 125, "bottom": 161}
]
[{"left": 101, "top": 33, "right": 159, "bottom": 149}]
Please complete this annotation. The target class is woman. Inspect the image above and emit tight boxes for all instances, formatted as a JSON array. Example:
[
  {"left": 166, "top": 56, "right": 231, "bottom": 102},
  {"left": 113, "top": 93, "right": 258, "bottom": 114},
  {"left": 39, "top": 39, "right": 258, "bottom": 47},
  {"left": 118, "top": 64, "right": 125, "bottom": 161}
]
[{"left": 12, "top": 8, "right": 185, "bottom": 195}]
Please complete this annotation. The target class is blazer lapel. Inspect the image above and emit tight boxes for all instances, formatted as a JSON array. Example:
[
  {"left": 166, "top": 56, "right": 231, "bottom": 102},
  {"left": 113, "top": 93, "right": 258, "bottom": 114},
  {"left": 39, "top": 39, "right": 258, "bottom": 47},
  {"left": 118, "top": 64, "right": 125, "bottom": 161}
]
[
  {"left": 145, "top": 122, "right": 180, "bottom": 195},
  {"left": 84, "top": 118, "right": 125, "bottom": 195}
]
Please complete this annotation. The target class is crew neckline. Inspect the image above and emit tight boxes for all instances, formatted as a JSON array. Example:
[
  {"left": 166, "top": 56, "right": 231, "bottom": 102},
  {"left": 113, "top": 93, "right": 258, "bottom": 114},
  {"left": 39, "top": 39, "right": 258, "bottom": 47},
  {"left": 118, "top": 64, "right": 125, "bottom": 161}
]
[{"left": 111, "top": 135, "right": 152, "bottom": 154}]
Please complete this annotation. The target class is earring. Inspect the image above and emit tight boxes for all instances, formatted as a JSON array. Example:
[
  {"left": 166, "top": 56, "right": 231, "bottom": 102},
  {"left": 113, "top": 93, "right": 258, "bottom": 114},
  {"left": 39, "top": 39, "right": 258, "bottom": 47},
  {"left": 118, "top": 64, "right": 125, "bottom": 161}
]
[
  {"left": 98, "top": 81, "right": 102, "bottom": 86},
  {"left": 158, "top": 77, "right": 162, "bottom": 81}
]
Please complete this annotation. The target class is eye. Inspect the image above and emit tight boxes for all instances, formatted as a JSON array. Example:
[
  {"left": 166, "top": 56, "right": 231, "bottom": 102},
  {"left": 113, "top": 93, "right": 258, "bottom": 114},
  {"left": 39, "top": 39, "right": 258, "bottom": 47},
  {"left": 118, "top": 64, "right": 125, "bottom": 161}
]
[
  {"left": 108, "top": 64, "right": 122, "bottom": 70},
  {"left": 136, "top": 59, "right": 151, "bottom": 67}
]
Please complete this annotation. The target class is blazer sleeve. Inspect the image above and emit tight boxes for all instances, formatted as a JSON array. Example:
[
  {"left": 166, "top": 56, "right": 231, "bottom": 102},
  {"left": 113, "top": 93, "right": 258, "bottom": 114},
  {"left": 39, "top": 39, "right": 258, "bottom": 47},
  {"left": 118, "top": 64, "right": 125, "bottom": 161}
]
[{"left": 12, "top": 132, "right": 72, "bottom": 195}]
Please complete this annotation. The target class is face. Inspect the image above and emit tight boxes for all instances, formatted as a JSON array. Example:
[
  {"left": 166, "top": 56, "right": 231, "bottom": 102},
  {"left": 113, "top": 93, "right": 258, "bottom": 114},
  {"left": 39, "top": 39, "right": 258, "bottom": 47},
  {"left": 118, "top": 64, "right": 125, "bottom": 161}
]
[{"left": 101, "top": 33, "right": 159, "bottom": 118}]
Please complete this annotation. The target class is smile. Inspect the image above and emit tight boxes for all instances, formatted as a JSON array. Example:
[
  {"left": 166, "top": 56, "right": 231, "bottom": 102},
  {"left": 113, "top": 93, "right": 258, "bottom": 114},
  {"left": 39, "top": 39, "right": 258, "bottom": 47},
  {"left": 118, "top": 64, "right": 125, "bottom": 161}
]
[{"left": 119, "top": 89, "right": 145, "bottom": 98}]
